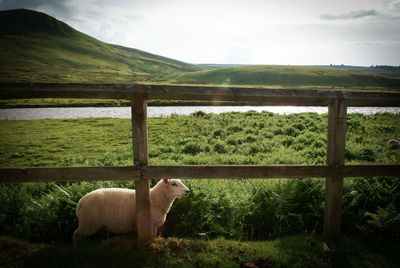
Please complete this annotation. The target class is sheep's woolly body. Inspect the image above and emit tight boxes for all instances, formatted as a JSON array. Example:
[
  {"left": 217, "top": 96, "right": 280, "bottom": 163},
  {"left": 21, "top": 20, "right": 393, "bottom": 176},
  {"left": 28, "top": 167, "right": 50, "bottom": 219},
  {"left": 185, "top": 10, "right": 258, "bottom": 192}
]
[
  {"left": 75, "top": 188, "right": 137, "bottom": 234},
  {"left": 73, "top": 179, "right": 189, "bottom": 244}
]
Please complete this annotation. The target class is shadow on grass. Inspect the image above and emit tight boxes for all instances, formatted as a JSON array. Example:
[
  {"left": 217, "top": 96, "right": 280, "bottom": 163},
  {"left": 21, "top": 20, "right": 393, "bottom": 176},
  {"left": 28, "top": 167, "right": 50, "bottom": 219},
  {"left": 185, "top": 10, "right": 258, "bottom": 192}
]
[{"left": 1, "top": 234, "right": 399, "bottom": 268}]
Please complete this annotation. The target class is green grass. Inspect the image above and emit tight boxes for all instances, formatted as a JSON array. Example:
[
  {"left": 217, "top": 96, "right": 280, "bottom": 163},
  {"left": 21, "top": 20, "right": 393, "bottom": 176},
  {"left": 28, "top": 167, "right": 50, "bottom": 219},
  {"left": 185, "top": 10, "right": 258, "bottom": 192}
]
[
  {"left": 1, "top": 112, "right": 399, "bottom": 168},
  {"left": 1, "top": 234, "right": 399, "bottom": 268},
  {"left": 169, "top": 65, "right": 400, "bottom": 89},
  {"left": 0, "top": 118, "right": 133, "bottom": 167}
]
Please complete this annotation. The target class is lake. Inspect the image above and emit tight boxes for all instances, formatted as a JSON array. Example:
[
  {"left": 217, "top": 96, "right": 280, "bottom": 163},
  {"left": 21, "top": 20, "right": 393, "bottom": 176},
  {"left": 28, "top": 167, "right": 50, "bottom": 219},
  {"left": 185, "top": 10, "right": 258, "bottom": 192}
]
[{"left": 1, "top": 106, "right": 400, "bottom": 120}]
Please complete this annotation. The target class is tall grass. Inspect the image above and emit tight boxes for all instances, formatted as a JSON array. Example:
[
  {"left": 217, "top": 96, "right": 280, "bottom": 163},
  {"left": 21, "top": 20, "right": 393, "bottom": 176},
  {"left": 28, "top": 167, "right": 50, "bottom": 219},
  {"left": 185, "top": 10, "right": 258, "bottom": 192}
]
[{"left": 0, "top": 112, "right": 399, "bottom": 243}]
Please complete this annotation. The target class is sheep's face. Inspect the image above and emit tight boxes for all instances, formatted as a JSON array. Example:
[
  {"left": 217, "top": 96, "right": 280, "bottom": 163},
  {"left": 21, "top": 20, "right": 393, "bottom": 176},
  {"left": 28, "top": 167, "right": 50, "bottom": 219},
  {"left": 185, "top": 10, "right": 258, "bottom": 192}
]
[{"left": 163, "top": 179, "right": 190, "bottom": 197}]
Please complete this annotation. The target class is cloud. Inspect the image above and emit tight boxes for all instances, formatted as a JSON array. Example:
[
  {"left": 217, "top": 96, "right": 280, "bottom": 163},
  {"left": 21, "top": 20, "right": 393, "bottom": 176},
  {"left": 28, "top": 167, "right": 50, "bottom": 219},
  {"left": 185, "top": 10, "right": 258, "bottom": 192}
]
[{"left": 320, "top": 9, "right": 377, "bottom": 20}]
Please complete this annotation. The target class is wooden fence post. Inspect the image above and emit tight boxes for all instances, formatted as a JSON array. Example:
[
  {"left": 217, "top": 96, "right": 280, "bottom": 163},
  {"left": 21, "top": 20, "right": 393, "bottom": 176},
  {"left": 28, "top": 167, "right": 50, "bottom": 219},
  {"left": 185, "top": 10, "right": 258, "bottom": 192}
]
[
  {"left": 132, "top": 85, "right": 152, "bottom": 241},
  {"left": 324, "top": 93, "right": 347, "bottom": 237}
]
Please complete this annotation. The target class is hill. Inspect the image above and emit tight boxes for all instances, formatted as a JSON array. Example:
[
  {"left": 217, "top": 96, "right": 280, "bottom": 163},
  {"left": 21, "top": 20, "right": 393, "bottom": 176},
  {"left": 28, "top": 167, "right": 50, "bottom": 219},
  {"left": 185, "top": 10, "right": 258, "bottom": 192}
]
[
  {"left": 199, "top": 64, "right": 400, "bottom": 80},
  {"left": 0, "top": 9, "right": 202, "bottom": 83},
  {"left": 313, "top": 65, "right": 400, "bottom": 79},
  {"left": 170, "top": 65, "right": 400, "bottom": 89}
]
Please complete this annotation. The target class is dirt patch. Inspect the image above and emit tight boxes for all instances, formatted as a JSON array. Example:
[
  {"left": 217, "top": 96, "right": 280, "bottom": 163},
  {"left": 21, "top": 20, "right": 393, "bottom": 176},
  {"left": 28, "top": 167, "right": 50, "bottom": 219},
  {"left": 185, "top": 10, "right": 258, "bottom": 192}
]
[{"left": 240, "top": 256, "right": 276, "bottom": 268}]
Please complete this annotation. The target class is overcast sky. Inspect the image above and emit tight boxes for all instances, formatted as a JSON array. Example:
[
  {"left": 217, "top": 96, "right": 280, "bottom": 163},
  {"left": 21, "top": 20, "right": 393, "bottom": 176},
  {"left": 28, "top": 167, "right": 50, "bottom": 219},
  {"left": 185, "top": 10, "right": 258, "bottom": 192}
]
[{"left": 1, "top": 0, "right": 400, "bottom": 66}]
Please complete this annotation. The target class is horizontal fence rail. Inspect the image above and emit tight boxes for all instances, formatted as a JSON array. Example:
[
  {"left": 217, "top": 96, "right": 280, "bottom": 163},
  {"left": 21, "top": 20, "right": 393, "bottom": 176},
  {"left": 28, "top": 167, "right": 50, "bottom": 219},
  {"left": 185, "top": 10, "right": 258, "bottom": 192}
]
[
  {"left": 1, "top": 164, "right": 399, "bottom": 182},
  {"left": 143, "top": 164, "right": 400, "bottom": 179},
  {"left": 1, "top": 83, "right": 400, "bottom": 106},
  {"left": 0, "top": 166, "right": 140, "bottom": 182},
  {"left": 1, "top": 82, "right": 400, "bottom": 240}
]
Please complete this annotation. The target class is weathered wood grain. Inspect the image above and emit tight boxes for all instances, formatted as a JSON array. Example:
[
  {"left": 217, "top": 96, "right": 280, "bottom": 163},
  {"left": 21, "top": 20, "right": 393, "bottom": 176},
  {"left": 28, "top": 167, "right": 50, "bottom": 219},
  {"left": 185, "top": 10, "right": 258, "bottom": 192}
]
[
  {"left": 1, "top": 164, "right": 398, "bottom": 183},
  {"left": 342, "top": 164, "right": 400, "bottom": 177},
  {"left": 0, "top": 166, "right": 139, "bottom": 182},
  {"left": 142, "top": 165, "right": 334, "bottom": 179},
  {"left": 1, "top": 83, "right": 400, "bottom": 106},
  {"left": 131, "top": 88, "right": 152, "bottom": 241},
  {"left": 324, "top": 98, "right": 347, "bottom": 237}
]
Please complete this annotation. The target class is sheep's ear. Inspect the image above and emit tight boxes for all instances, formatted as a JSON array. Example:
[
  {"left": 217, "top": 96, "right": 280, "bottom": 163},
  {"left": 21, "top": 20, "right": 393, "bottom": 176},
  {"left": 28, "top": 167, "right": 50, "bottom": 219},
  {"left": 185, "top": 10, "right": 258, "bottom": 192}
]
[{"left": 163, "top": 178, "right": 169, "bottom": 184}]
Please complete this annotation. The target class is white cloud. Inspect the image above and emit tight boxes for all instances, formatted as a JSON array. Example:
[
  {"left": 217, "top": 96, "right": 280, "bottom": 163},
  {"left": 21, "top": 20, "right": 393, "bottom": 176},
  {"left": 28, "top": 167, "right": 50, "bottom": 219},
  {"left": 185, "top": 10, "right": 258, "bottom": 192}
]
[{"left": 320, "top": 9, "right": 378, "bottom": 20}]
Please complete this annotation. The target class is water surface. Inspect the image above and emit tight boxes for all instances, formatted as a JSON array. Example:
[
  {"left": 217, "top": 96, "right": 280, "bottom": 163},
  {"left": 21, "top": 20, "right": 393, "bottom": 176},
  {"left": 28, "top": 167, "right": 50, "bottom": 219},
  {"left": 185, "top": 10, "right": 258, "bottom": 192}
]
[{"left": 1, "top": 106, "right": 399, "bottom": 120}]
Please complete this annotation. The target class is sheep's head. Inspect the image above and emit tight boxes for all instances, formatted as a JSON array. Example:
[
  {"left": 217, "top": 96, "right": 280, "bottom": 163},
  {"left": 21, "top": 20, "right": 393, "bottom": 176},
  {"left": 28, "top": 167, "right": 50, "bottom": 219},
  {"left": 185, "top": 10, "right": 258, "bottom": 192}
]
[{"left": 163, "top": 178, "right": 190, "bottom": 197}]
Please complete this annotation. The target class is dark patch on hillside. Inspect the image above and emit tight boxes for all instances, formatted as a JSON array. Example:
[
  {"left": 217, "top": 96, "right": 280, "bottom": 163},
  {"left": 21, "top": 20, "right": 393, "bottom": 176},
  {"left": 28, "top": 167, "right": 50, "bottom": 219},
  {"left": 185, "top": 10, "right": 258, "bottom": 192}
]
[{"left": 0, "top": 9, "right": 74, "bottom": 36}]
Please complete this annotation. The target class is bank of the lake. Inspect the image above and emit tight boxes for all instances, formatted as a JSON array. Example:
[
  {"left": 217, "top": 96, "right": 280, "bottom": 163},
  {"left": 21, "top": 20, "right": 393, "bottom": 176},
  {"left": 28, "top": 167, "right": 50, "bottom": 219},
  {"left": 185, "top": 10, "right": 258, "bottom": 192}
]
[
  {"left": 1, "top": 106, "right": 400, "bottom": 120},
  {"left": 0, "top": 99, "right": 239, "bottom": 108}
]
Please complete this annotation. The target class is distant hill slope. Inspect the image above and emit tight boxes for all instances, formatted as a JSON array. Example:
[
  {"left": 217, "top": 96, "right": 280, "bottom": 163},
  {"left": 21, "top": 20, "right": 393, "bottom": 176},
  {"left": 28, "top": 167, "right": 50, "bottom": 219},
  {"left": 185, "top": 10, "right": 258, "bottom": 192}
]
[
  {"left": 313, "top": 65, "right": 400, "bottom": 79},
  {"left": 170, "top": 65, "right": 400, "bottom": 89},
  {"left": 0, "top": 9, "right": 202, "bottom": 83}
]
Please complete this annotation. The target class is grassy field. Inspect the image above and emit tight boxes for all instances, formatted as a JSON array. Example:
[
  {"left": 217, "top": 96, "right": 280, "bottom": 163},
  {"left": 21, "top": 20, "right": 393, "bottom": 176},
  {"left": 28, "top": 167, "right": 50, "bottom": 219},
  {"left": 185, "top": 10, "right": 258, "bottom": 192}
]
[
  {"left": 313, "top": 65, "right": 400, "bottom": 79},
  {"left": 169, "top": 65, "right": 400, "bottom": 89},
  {"left": 1, "top": 234, "right": 399, "bottom": 267},
  {"left": 1, "top": 112, "right": 399, "bottom": 168}
]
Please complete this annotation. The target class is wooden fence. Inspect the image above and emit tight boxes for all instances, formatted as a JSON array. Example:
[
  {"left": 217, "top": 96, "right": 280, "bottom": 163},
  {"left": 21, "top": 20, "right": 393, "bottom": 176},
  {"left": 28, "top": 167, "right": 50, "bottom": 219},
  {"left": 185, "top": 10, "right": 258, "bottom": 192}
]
[{"left": 1, "top": 83, "right": 400, "bottom": 240}]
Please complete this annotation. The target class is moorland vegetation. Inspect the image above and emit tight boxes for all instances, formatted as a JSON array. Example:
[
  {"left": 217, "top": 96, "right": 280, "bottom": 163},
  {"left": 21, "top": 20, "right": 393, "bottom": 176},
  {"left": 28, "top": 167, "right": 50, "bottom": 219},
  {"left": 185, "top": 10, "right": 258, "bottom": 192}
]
[{"left": 1, "top": 112, "right": 399, "bottom": 244}]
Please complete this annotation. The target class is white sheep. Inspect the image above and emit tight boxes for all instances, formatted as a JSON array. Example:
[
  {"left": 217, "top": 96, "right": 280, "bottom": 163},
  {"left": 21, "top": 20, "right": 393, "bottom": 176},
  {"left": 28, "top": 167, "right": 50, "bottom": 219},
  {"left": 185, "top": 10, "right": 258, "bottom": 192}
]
[
  {"left": 387, "top": 139, "right": 400, "bottom": 149},
  {"left": 73, "top": 179, "right": 190, "bottom": 244}
]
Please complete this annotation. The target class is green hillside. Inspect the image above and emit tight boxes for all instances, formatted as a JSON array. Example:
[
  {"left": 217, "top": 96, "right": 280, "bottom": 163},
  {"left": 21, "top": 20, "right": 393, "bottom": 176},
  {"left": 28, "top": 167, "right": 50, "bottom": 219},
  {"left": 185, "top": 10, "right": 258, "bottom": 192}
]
[
  {"left": 170, "top": 65, "right": 400, "bottom": 89},
  {"left": 313, "top": 65, "right": 400, "bottom": 79},
  {"left": 0, "top": 9, "right": 201, "bottom": 83}
]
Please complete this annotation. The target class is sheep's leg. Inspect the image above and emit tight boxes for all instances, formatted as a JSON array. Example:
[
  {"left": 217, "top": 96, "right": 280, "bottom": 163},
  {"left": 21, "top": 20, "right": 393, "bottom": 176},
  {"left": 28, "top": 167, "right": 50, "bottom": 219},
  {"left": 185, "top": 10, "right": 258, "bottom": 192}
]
[
  {"left": 73, "top": 220, "right": 102, "bottom": 244},
  {"left": 73, "top": 228, "right": 86, "bottom": 245},
  {"left": 152, "top": 224, "right": 158, "bottom": 238}
]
